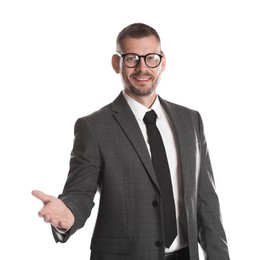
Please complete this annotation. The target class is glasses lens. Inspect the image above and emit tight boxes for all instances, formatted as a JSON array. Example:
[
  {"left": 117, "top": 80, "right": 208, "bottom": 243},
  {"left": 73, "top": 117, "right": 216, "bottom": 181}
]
[
  {"left": 145, "top": 54, "right": 161, "bottom": 68},
  {"left": 124, "top": 54, "right": 139, "bottom": 67}
]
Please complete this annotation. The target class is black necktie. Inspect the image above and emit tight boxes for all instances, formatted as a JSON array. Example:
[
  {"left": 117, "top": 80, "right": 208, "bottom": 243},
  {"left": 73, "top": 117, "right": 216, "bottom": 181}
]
[{"left": 143, "top": 110, "right": 177, "bottom": 248}]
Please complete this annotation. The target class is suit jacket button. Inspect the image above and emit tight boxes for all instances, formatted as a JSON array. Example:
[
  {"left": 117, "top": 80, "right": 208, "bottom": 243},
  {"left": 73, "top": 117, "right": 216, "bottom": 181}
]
[
  {"left": 155, "top": 241, "right": 163, "bottom": 247},
  {"left": 152, "top": 201, "right": 159, "bottom": 207}
]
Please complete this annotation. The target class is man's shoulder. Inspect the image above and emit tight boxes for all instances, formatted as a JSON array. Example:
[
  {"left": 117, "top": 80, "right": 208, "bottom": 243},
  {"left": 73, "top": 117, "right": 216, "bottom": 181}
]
[
  {"left": 80, "top": 92, "right": 128, "bottom": 121},
  {"left": 160, "top": 97, "right": 199, "bottom": 116},
  {"left": 79, "top": 102, "right": 113, "bottom": 122}
]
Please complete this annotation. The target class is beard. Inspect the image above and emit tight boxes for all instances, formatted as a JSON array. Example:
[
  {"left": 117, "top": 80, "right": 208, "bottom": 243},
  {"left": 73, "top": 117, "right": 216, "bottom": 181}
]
[
  {"left": 122, "top": 72, "right": 160, "bottom": 97},
  {"left": 125, "top": 83, "right": 156, "bottom": 96}
]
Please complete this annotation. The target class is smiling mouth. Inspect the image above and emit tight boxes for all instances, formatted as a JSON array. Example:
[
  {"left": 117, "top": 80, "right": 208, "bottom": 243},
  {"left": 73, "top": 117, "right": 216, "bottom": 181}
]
[{"left": 133, "top": 75, "right": 151, "bottom": 81}]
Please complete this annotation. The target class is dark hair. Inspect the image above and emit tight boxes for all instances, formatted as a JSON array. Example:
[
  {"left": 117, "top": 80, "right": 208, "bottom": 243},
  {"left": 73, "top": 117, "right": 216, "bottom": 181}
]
[{"left": 116, "top": 23, "right": 161, "bottom": 48}]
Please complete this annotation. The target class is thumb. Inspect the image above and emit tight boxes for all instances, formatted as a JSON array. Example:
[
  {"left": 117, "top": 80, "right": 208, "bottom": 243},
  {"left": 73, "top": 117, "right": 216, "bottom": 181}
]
[{"left": 32, "top": 190, "right": 52, "bottom": 204}]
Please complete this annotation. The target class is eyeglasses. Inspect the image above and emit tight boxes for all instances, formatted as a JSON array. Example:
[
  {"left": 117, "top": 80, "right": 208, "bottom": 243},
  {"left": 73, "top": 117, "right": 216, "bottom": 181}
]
[{"left": 117, "top": 52, "right": 163, "bottom": 68}]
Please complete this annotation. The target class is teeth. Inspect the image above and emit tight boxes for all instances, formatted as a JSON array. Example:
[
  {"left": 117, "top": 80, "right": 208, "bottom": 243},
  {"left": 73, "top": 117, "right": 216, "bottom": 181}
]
[{"left": 136, "top": 77, "right": 149, "bottom": 80}]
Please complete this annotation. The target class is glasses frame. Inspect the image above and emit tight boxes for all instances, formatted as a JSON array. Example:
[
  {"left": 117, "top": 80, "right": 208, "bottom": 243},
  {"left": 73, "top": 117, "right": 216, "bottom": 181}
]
[{"left": 117, "top": 52, "right": 163, "bottom": 68}]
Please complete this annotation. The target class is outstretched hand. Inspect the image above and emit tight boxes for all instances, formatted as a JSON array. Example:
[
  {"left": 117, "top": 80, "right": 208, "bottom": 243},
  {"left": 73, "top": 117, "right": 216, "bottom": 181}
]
[{"left": 32, "top": 190, "right": 75, "bottom": 230}]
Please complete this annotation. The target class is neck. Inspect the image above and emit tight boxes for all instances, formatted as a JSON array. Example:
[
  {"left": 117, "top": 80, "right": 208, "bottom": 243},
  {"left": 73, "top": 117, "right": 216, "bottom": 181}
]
[{"left": 124, "top": 90, "right": 157, "bottom": 108}]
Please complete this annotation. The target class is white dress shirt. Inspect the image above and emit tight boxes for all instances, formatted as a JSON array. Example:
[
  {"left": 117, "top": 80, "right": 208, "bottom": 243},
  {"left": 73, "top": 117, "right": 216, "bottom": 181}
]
[{"left": 123, "top": 91, "right": 188, "bottom": 252}]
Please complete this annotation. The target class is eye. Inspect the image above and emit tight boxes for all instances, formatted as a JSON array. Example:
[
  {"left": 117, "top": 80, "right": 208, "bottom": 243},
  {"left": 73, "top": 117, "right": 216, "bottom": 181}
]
[
  {"left": 146, "top": 54, "right": 159, "bottom": 62},
  {"left": 125, "top": 55, "right": 138, "bottom": 62}
]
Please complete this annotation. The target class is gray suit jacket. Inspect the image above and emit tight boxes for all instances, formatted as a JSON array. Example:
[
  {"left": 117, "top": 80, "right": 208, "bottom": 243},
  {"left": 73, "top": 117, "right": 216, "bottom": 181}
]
[{"left": 54, "top": 92, "right": 230, "bottom": 260}]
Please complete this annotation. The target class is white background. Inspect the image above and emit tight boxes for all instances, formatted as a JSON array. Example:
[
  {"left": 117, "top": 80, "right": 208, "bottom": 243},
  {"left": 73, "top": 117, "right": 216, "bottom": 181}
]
[{"left": 1, "top": 1, "right": 275, "bottom": 259}]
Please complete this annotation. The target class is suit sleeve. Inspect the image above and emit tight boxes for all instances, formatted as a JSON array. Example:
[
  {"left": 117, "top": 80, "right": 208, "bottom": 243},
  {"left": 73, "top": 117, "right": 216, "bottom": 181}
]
[
  {"left": 196, "top": 112, "right": 230, "bottom": 260},
  {"left": 52, "top": 117, "right": 101, "bottom": 243}
]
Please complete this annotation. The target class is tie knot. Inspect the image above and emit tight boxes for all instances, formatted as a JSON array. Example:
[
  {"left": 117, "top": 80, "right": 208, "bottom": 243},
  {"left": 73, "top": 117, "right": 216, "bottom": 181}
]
[{"left": 143, "top": 110, "right": 157, "bottom": 125}]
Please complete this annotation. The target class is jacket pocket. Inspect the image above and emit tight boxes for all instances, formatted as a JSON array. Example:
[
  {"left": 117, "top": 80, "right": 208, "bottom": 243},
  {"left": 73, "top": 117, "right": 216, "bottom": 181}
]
[{"left": 91, "top": 236, "right": 133, "bottom": 254}]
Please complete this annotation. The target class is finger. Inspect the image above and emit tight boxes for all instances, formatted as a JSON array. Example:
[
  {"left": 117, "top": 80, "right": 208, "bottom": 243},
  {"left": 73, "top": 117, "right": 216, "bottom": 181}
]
[
  {"left": 44, "top": 218, "right": 51, "bottom": 223},
  {"left": 32, "top": 190, "right": 51, "bottom": 204},
  {"left": 38, "top": 208, "right": 52, "bottom": 221},
  {"left": 38, "top": 209, "right": 46, "bottom": 218}
]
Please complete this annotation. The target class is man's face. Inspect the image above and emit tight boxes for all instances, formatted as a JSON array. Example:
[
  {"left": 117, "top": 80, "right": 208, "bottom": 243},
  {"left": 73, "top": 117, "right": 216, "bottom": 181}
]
[{"left": 114, "top": 35, "right": 166, "bottom": 99}]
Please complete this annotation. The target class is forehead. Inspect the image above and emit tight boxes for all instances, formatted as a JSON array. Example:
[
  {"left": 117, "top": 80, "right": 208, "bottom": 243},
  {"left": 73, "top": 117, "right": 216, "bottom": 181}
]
[{"left": 119, "top": 35, "right": 161, "bottom": 54}]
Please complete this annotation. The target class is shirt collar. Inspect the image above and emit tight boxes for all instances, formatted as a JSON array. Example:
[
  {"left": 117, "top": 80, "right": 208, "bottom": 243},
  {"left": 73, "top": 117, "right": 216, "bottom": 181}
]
[{"left": 122, "top": 91, "right": 162, "bottom": 121}]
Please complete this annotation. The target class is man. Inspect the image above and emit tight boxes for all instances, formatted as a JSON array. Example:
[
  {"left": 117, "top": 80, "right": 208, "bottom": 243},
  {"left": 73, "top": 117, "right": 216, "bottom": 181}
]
[{"left": 32, "top": 23, "right": 230, "bottom": 260}]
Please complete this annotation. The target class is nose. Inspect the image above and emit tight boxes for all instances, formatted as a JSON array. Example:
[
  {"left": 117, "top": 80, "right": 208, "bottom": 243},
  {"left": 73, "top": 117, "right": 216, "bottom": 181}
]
[{"left": 136, "top": 56, "right": 148, "bottom": 71}]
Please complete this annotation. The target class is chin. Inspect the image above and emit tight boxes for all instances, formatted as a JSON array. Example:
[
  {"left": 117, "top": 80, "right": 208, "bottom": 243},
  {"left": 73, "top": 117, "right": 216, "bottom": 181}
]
[{"left": 130, "top": 85, "right": 156, "bottom": 97}]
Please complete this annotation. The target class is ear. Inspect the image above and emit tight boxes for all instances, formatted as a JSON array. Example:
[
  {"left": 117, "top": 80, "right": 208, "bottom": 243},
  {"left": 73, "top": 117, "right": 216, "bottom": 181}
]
[
  {"left": 112, "top": 54, "right": 120, "bottom": 74},
  {"left": 161, "top": 51, "right": 166, "bottom": 72}
]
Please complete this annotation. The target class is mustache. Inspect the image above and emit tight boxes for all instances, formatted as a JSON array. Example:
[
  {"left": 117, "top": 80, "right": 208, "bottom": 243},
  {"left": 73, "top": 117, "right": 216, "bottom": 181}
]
[{"left": 131, "top": 72, "right": 152, "bottom": 77}]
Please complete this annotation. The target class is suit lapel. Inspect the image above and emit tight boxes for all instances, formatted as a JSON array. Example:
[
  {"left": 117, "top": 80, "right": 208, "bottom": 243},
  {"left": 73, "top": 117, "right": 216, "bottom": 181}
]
[
  {"left": 112, "top": 92, "right": 160, "bottom": 189},
  {"left": 159, "top": 97, "right": 196, "bottom": 195}
]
